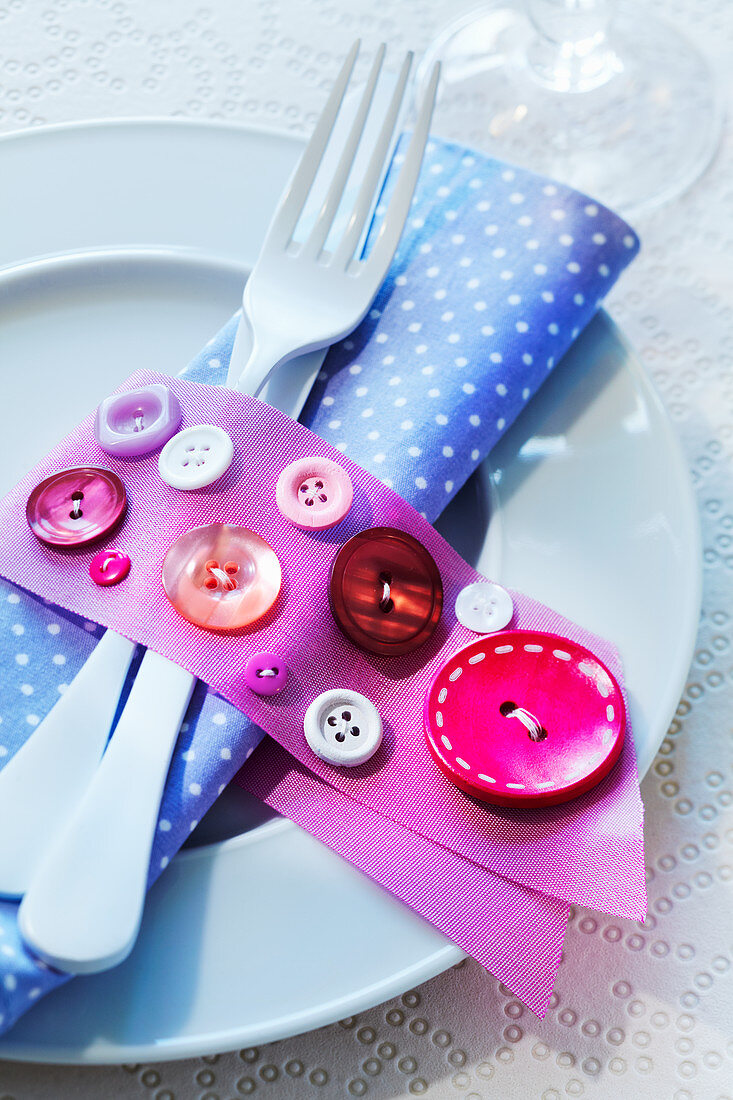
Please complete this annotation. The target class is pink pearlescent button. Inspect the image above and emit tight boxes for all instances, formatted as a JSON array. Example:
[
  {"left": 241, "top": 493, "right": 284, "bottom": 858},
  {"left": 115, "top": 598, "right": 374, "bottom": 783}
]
[
  {"left": 162, "top": 523, "right": 281, "bottom": 632},
  {"left": 244, "top": 653, "right": 287, "bottom": 696},
  {"left": 89, "top": 548, "right": 131, "bottom": 586},
  {"left": 424, "top": 630, "right": 626, "bottom": 808},
  {"left": 26, "top": 467, "right": 127, "bottom": 549},
  {"left": 276, "top": 456, "right": 353, "bottom": 530},
  {"left": 95, "top": 384, "right": 182, "bottom": 457}
]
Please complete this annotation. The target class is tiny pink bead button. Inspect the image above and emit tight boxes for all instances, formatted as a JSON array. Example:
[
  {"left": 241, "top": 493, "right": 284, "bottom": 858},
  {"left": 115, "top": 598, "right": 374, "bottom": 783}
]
[
  {"left": 162, "top": 523, "right": 281, "bottom": 632},
  {"left": 89, "top": 548, "right": 131, "bottom": 586},
  {"left": 26, "top": 467, "right": 127, "bottom": 549},
  {"left": 276, "top": 456, "right": 353, "bottom": 530},
  {"left": 424, "top": 629, "right": 626, "bottom": 808},
  {"left": 244, "top": 653, "right": 287, "bottom": 696}
]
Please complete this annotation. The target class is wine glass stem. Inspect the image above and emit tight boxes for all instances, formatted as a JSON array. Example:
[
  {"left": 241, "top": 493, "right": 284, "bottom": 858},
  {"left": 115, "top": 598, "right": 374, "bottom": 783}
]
[{"left": 525, "top": 0, "right": 619, "bottom": 93}]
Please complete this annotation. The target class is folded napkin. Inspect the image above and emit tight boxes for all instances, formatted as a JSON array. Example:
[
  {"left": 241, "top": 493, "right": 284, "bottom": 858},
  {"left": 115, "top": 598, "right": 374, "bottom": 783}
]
[{"left": 0, "top": 136, "right": 640, "bottom": 1033}]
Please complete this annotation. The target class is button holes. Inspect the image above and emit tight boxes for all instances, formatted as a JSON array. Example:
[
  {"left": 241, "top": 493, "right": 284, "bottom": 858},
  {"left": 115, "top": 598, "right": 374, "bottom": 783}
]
[
  {"left": 201, "top": 445, "right": 210, "bottom": 452},
  {"left": 378, "top": 571, "right": 394, "bottom": 614},
  {"left": 342, "top": 710, "right": 351, "bottom": 721},
  {"left": 224, "top": 561, "right": 239, "bottom": 575},
  {"left": 351, "top": 725, "right": 360, "bottom": 736},
  {"left": 299, "top": 483, "right": 309, "bottom": 494},
  {"left": 327, "top": 716, "right": 338, "bottom": 727},
  {"left": 256, "top": 667, "right": 278, "bottom": 678},
  {"left": 305, "top": 498, "right": 314, "bottom": 507},
  {"left": 185, "top": 445, "right": 195, "bottom": 452},
  {"left": 133, "top": 409, "right": 145, "bottom": 432},
  {"left": 69, "top": 490, "right": 84, "bottom": 520},
  {"left": 335, "top": 731, "right": 345, "bottom": 742},
  {"left": 500, "top": 700, "right": 547, "bottom": 741},
  {"left": 315, "top": 480, "right": 324, "bottom": 489},
  {"left": 204, "top": 559, "right": 238, "bottom": 592},
  {"left": 318, "top": 493, "right": 328, "bottom": 503}
]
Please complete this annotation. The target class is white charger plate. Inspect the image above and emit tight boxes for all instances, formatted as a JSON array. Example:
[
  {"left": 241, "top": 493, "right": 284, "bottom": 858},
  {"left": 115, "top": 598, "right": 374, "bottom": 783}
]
[{"left": 0, "top": 120, "right": 701, "bottom": 1064}]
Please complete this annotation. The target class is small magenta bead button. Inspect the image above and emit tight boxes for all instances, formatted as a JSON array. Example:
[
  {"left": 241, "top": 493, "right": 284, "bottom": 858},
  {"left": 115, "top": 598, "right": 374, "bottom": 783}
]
[
  {"left": 424, "top": 630, "right": 626, "bottom": 807},
  {"left": 89, "top": 548, "right": 131, "bottom": 587},
  {"left": 244, "top": 653, "right": 287, "bottom": 696},
  {"left": 304, "top": 689, "right": 383, "bottom": 767},
  {"left": 329, "top": 526, "right": 443, "bottom": 656},
  {"left": 162, "top": 523, "right": 281, "bottom": 632},
  {"left": 158, "top": 425, "right": 234, "bottom": 491},
  {"left": 26, "top": 467, "right": 127, "bottom": 549},
  {"left": 276, "top": 456, "right": 353, "bottom": 530},
  {"left": 94, "top": 384, "right": 181, "bottom": 457}
]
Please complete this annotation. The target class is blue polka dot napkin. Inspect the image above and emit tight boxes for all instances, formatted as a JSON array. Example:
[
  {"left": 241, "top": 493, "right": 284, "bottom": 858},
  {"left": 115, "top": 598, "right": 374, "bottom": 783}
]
[{"left": 0, "top": 136, "right": 638, "bottom": 1033}]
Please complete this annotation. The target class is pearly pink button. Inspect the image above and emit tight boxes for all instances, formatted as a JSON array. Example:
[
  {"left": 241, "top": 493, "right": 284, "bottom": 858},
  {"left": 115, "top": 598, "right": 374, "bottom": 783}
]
[
  {"left": 276, "top": 456, "right": 353, "bottom": 530},
  {"left": 26, "top": 467, "right": 127, "bottom": 549},
  {"left": 162, "top": 523, "right": 281, "bottom": 632},
  {"left": 89, "top": 548, "right": 131, "bottom": 586},
  {"left": 244, "top": 653, "right": 287, "bottom": 696},
  {"left": 424, "top": 630, "right": 626, "bottom": 807}
]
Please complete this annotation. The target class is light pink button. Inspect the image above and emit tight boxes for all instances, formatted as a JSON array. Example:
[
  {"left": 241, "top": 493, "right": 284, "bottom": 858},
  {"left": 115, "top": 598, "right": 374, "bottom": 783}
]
[
  {"left": 89, "top": 548, "right": 131, "bottom": 587},
  {"left": 162, "top": 524, "right": 281, "bottom": 632},
  {"left": 424, "top": 629, "right": 626, "bottom": 807},
  {"left": 276, "top": 456, "right": 353, "bottom": 530}
]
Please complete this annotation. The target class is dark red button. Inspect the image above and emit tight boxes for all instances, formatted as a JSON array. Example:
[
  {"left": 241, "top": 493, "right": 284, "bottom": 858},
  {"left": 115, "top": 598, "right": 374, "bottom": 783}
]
[
  {"left": 329, "top": 526, "right": 443, "bottom": 656},
  {"left": 424, "top": 630, "right": 626, "bottom": 807},
  {"left": 26, "top": 467, "right": 127, "bottom": 549}
]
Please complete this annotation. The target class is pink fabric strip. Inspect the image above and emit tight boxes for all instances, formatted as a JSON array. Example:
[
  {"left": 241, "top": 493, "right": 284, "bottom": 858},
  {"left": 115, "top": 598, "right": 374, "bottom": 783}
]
[
  {"left": 0, "top": 370, "right": 646, "bottom": 920},
  {"left": 242, "top": 739, "right": 570, "bottom": 1017}
]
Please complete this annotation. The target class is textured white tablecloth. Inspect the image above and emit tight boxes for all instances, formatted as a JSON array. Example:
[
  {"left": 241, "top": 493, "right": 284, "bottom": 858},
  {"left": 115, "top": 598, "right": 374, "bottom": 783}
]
[{"left": 0, "top": 1, "right": 731, "bottom": 1096}]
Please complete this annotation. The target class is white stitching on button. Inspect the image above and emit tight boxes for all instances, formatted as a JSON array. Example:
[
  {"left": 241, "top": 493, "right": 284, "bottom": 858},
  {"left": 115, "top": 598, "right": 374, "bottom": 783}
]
[
  {"left": 606, "top": 704, "right": 615, "bottom": 721},
  {"left": 495, "top": 644, "right": 513, "bottom": 654},
  {"left": 438, "top": 687, "right": 447, "bottom": 703},
  {"left": 524, "top": 644, "right": 543, "bottom": 653},
  {"left": 435, "top": 710, "right": 443, "bottom": 727},
  {"left": 449, "top": 667, "right": 463, "bottom": 681},
  {"left": 468, "top": 652, "right": 485, "bottom": 664},
  {"left": 441, "top": 735, "right": 452, "bottom": 750},
  {"left": 456, "top": 757, "right": 470, "bottom": 769},
  {"left": 553, "top": 649, "right": 571, "bottom": 660}
]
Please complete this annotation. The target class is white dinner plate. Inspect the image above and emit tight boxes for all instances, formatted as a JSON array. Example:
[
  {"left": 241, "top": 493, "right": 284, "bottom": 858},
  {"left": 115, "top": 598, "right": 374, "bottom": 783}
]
[{"left": 0, "top": 120, "right": 701, "bottom": 1064}]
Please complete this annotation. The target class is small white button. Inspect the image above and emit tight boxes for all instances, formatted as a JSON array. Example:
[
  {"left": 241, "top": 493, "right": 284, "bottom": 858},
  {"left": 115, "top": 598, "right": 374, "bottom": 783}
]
[
  {"left": 304, "top": 689, "right": 383, "bottom": 767},
  {"left": 158, "top": 425, "right": 234, "bottom": 490},
  {"left": 455, "top": 581, "right": 514, "bottom": 633}
]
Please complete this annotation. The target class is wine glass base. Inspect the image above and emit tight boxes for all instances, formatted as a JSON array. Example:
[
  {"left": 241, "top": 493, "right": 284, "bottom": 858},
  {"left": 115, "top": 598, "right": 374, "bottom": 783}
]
[{"left": 417, "top": 1, "right": 723, "bottom": 218}]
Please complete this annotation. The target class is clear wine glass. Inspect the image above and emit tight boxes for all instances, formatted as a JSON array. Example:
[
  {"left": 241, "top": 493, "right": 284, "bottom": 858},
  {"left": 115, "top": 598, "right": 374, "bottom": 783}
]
[{"left": 416, "top": 0, "right": 722, "bottom": 217}]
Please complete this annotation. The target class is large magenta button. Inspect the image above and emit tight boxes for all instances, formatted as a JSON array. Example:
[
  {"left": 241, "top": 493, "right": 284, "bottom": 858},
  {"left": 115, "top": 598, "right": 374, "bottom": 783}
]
[
  {"left": 162, "top": 523, "right": 281, "bottom": 632},
  {"left": 424, "top": 630, "right": 626, "bottom": 807},
  {"left": 329, "top": 527, "right": 443, "bottom": 656},
  {"left": 26, "top": 467, "right": 127, "bottom": 549}
]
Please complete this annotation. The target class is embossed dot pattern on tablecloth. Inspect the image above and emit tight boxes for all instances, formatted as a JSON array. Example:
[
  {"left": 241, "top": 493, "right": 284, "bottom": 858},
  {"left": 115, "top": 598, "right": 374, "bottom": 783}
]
[{"left": 0, "top": 0, "right": 731, "bottom": 1097}]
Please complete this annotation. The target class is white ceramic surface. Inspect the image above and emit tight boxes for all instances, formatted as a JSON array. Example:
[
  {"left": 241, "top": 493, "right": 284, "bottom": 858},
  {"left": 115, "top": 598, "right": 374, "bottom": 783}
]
[{"left": 0, "top": 120, "right": 700, "bottom": 1064}]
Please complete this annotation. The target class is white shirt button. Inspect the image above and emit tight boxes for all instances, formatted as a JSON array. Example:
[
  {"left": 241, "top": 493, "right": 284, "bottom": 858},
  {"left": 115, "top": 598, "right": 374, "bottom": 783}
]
[
  {"left": 158, "top": 425, "right": 234, "bottom": 490},
  {"left": 455, "top": 581, "right": 514, "bottom": 633},
  {"left": 304, "top": 689, "right": 383, "bottom": 767}
]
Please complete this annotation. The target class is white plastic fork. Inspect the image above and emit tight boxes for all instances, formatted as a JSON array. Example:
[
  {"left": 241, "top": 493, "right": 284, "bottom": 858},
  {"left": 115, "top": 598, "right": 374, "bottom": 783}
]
[{"left": 18, "top": 41, "right": 440, "bottom": 975}]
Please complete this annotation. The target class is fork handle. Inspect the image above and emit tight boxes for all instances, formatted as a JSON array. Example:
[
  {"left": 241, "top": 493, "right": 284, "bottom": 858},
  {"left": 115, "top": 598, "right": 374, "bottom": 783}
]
[
  {"left": 0, "top": 630, "right": 136, "bottom": 899},
  {"left": 19, "top": 652, "right": 194, "bottom": 974}
]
